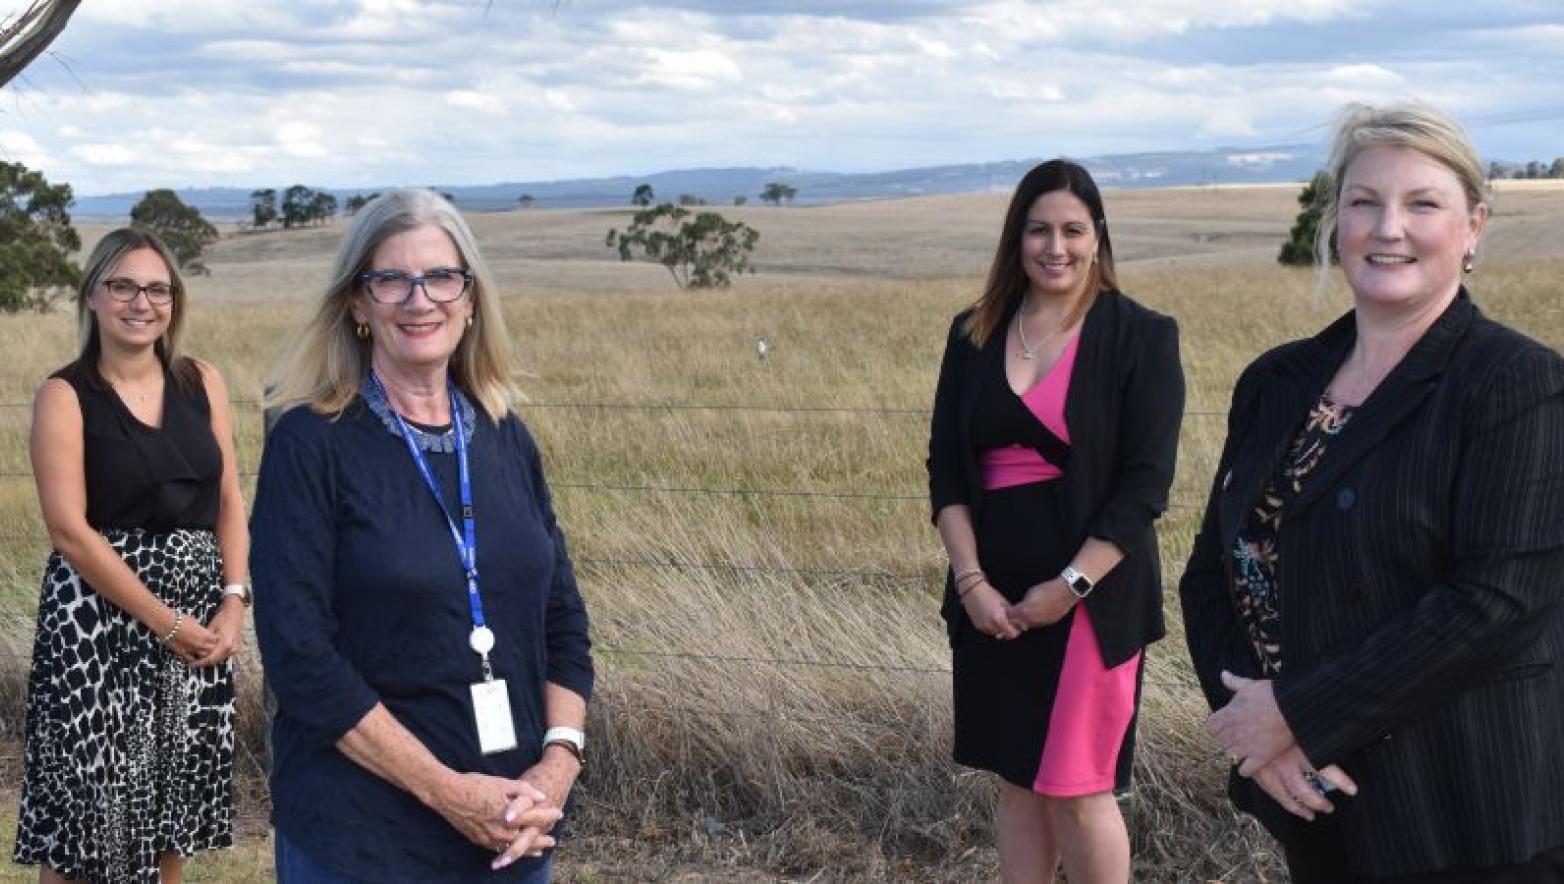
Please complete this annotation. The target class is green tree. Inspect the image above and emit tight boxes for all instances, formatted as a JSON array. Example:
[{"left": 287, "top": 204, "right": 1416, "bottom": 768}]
[
  {"left": 307, "top": 191, "right": 338, "bottom": 224},
  {"left": 733, "top": 195, "right": 747, "bottom": 206},
  {"left": 0, "top": 160, "right": 81, "bottom": 313},
  {"left": 605, "top": 203, "right": 760, "bottom": 290},
  {"left": 281, "top": 185, "right": 314, "bottom": 228},
  {"left": 249, "top": 188, "right": 278, "bottom": 229},
  {"left": 516, "top": 193, "right": 535, "bottom": 208},
  {"left": 760, "top": 182, "right": 797, "bottom": 205},
  {"left": 632, "top": 183, "right": 655, "bottom": 206},
  {"left": 677, "top": 193, "right": 706, "bottom": 206},
  {"left": 1278, "top": 172, "right": 1336, "bottom": 267},
  {"left": 130, "top": 188, "right": 219, "bottom": 275},
  {"left": 345, "top": 192, "right": 381, "bottom": 215},
  {"left": 1551, "top": 158, "right": 1564, "bottom": 179}
]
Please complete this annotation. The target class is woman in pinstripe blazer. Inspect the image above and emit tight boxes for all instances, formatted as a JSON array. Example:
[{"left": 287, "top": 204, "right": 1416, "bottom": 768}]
[{"left": 1181, "top": 102, "right": 1564, "bottom": 882}]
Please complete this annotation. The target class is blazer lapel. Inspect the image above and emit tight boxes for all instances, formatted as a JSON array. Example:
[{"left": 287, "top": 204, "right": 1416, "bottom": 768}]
[
  {"left": 1290, "top": 292, "right": 1476, "bottom": 514},
  {"left": 959, "top": 300, "right": 1016, "bottom": 455},
  {"left": 1216, "top": 313, "right": 1351, "bottom": 542}
]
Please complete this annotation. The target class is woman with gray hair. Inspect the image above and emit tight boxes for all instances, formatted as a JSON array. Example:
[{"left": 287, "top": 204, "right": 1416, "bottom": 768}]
[
  {"left": 15, "top": 228, "right": 247, "bottom": 883},
  {"left": 1182, "top": 102, "right": 1564, "bottom": 881},
  {"left": 252, "top": 189, "right": 593, "bottom": 882}
]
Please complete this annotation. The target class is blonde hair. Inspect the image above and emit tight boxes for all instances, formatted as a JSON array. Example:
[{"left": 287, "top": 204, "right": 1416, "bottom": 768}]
[
  {"left": 70, "top": 228, "right": 202, "bottom": 394},
  {"left": 1316, "top": 101, "right": 1489, "bottom": 276},
  {"left": 266, "top": 188, "right": 518, "bottom": 420}
]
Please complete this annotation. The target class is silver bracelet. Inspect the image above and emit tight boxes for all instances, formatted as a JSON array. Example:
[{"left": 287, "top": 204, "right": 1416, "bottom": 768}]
[{"left": 160, "top": 610, "right": 185, "bottom": 646}]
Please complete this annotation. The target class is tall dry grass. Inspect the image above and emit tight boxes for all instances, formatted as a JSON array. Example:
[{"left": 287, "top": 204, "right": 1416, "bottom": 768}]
[{"left": 0, "top": 201, "right": 1559, "bottom": 880}]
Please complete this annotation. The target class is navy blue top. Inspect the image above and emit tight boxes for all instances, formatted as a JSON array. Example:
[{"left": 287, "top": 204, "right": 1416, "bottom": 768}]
[{"left": 250, "top": 397, "right": 593, "bottom": 882}]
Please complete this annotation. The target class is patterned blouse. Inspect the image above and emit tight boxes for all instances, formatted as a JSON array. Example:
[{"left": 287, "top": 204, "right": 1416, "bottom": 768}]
[{"left": 1229, "top": 396, "right": 1355, "bottom": 675}]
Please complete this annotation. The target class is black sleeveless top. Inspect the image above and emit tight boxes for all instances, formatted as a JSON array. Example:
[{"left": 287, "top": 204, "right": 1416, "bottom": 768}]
[{"left": 53, "top": 361, "right": 222, "bottom": 532}]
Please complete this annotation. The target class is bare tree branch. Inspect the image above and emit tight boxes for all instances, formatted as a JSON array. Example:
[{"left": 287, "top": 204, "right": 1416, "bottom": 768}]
[{"left": 0, "top": 0, "right": 82, "bottom": 90}]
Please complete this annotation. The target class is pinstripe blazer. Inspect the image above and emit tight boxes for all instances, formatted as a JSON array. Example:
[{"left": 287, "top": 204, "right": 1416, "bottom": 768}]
[{"left": 1180, "top": 290, "right": 1564, "bottom": 877}]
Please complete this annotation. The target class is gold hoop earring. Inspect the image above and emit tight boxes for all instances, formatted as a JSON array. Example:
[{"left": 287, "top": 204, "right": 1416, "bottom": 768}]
[
  {"left": 355, "top": 322, "right": 369, "bottom": 340},
  {"left": 465, "top": 315, "right": 473, "bottom": 329}
]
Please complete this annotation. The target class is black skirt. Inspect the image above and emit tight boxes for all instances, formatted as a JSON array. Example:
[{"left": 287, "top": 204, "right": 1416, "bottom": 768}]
[{"left": 951, "top": 481, "right": 1140, "bottom": 793}]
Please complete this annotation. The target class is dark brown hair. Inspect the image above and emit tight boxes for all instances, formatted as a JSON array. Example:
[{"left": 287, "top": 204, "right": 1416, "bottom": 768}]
[
  {"left": 965, "top": 159, "right": 1117, "bottom": 347},
  {"left": 68, "top": 227, "right": 202, "bottom": 395}
]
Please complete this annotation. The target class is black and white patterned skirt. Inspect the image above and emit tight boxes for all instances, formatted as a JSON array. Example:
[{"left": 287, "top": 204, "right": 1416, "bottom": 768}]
[{"left": 14, "top": 528, "right": 235, "bottom": 883}]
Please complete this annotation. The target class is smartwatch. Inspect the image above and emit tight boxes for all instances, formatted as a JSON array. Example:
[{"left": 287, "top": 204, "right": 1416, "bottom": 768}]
[{"left": 1060, "top": 566, "right": 1095, "bottom": 599}]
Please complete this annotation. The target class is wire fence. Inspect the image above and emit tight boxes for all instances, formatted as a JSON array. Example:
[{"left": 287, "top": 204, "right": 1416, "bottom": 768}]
[
  {"left": 0, "top": 392, "right": 1211, "bottom": 697},
  {"left": 0, "top": 397, "right": 1232, "bottom": 417}
]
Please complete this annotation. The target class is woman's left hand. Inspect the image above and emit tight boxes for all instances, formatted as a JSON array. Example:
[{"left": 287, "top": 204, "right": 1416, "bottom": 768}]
[
  {"left": 190, "top": 596, "right": 246, "bottom": 667},
  {"left": 493, "top": 747, "right": 582, "bottom": 870},
  {"left": 1208, "top": 671, "right": 1294, "bottom": 775},
  {"left": 1008, "top": 578, "right": 1076, "bottom": 631}
]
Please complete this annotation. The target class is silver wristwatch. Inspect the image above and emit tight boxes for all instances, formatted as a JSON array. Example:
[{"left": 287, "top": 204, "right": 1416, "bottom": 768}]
[{"left": 1060, "top": 566, "right": 1095, "bottom": 599}]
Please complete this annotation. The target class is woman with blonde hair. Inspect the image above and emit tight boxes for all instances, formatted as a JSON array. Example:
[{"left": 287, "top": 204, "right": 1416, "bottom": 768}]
[
  {"left": 15, "top": 228, "right": 247, "bottom": 882},
  {"left": 252, "top": 189, "right": 593, "bottom": 882},
  {"left": 1183, "top": 101, "right": 1564, "bottom": 881}
]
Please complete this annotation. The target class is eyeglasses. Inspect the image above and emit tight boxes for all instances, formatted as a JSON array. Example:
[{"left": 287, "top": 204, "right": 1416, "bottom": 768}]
[
  {"left": 102, "top": 278, "right": 175, "bottom": 305},
  {"left": 357, "top": 268, "right": 473, "bottom": 305}
]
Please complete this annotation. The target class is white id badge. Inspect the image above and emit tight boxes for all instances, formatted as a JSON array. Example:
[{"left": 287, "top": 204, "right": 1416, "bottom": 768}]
[{"left": 470, "top": 679, "right": 519, "bottom": 755}]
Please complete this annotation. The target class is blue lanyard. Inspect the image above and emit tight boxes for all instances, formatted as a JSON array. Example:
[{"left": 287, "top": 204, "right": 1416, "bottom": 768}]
[{"left": 372, "top": 373, "right": 494, "bottom": 674}]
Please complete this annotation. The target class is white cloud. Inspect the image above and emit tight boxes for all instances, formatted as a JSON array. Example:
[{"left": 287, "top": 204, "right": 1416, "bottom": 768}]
[
  {"left": 446, "top": 90, "right": 506, "bottom": 115},
  {"left": 276, "top": 121, "right": 328, "bottom": 158},
  {"left": 636, "top": 48, "right": 743, "bottom": 91},
  {"left": 0, "top": 130, "right": 52, "bottom": 169},
  {"left": 1325, "top": 64, "right": 1404, "bottom": 86},
  {"left": 3, "top": 0, "right": 1556, "bottom": 193},
  {"left": 70, "top": 144, "right": 138, "bottom": 166}
]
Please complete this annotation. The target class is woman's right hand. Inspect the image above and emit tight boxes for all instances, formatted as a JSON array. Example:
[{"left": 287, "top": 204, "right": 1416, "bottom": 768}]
[
  {"left": 431, "top": 772, "right": 562, "bottom": 854},
  {"left": 961, "top": 581, "right": 1022, "bottom": 640},
  {"left": 166, "top": 616, "right": 221, "bottom": 665}
]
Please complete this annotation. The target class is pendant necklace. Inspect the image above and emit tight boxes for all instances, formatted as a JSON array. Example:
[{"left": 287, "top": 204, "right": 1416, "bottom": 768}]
[{"left": 1015, "top": 309, "right": 1061, "bottom": 361}]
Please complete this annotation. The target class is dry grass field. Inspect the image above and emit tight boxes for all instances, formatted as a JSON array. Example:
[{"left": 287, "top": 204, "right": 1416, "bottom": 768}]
[{"left": 0, "top": 181, "right": 1560, "bottom": 882}]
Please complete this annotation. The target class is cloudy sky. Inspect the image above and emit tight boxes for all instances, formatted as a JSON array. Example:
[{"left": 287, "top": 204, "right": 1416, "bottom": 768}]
[{"left": 1, "top": 0, "right": 1560, "bottom": 195}]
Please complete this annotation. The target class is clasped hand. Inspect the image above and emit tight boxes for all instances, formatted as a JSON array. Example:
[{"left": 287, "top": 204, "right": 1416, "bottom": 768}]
[
  {"left": 961, "top": 577, "right": 1076, "bottom": 640},
  {"left": 1208, "top": 671, "right": 1359, "bottom": 819},
  {"left": 434, "top": 772, "right": 563, "bottom": 871}
]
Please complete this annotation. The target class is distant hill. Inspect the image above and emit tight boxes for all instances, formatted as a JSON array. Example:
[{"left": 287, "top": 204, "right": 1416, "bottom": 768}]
[{"left": 71, "top": 144, "right": 1331, "bottom": 221}]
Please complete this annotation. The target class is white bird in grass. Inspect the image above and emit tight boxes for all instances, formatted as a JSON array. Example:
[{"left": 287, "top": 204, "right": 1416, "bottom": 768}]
[{"left": 757, "top": 337, "right": 771, "bottom": 362}]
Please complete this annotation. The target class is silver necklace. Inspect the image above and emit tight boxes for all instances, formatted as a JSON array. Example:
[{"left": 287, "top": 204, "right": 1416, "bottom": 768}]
[{"left": 1015, "top": 310, "right": 1060, "bottom": 361}]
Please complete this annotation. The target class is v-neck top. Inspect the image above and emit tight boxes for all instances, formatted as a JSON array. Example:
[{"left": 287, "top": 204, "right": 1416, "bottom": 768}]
[
  {"left": 53, "top": 360, "right": 222, "bottom": 532},
  {"left": 974, "top": 334, "right": 1078, "bottom": 489}
]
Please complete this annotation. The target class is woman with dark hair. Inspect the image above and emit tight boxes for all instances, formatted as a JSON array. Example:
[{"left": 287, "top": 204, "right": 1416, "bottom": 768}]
[
  {"left": 927, "top": 159, "right": 1184, "bottom": 882},
  {"left": 15, "top": 228, "right": 247, "bottom": 883}
]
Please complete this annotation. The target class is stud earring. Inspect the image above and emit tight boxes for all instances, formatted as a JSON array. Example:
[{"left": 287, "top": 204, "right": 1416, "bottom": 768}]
[{"left": 355, "top": 322, "right": 369, "bottom": 340}]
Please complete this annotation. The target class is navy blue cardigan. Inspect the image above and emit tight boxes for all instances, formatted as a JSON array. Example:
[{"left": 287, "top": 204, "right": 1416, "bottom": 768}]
[
  {"left": 927, "top": 290, "right": 1185, "bottom": 667},
  {"left": 251, "top": 399, "right": 592, "bottom": 882}
]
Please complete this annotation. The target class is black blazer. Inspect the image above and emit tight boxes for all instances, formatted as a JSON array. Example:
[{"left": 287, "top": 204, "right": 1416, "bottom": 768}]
[
  {"left": 928, "top": 290, "right": 1184, "bottom": 667},
  {"left": 1180, "top": 291, "right": 1564, "bottom": 877}
]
